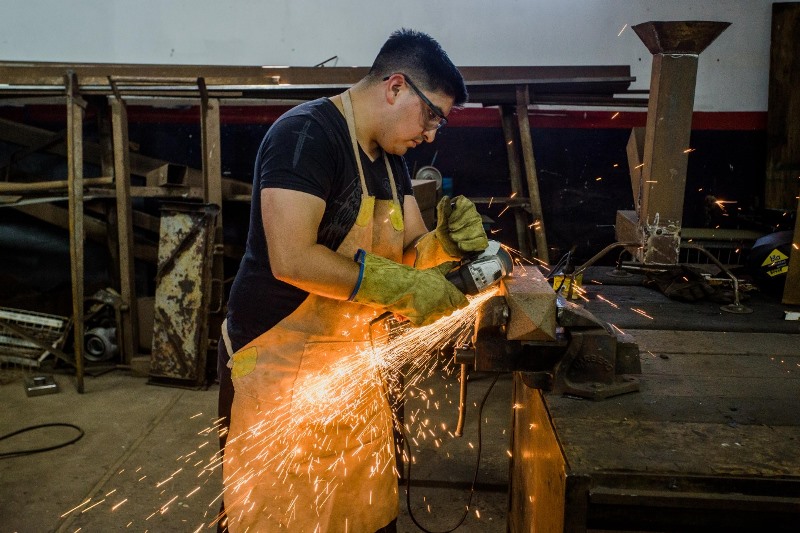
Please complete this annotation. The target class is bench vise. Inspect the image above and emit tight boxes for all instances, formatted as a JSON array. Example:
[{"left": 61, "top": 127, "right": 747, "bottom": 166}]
[{"left": 455, "top": 268, "right": 641, "bottom": 400}]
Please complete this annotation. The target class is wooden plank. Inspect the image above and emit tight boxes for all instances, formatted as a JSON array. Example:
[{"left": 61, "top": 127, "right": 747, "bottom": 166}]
[
  {"left": 765, "top": 3, "right": 800, "bottom": 209},
  {"left": 627, "top": 330, "right": 800, "bottom": 356},
  {"left": 542, "top": 331, "right": 800, "bottom": 479},
  {"left": 783, "top": 195, "right": 800, "bottom": 304},
  {"left": 553, "top": 418, "right": 800, "bottom": 478}
]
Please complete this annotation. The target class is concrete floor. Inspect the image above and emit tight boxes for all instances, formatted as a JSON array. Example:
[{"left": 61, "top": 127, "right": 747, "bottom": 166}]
[
  {"left": 0, "top": 363, "right": 512, "bottom": 533},
  {"left": 1, "top": 270, "right": 798, "bottom": 532}
]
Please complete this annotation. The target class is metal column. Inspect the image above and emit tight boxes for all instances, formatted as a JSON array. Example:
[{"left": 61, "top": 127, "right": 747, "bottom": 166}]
[
  {"left": 499, "top": 105, "right": 533, "bottom": 259},
  {"left": 199, "top": 78, "right": 225, "bottom": 354},
  {"left": 516, "top": 85, "right": 549, "bottom": 264},
  {"left": 616, "top": 21, "right": 730, "bottom": 265},
  {"left": 65, "top": 71, "right": 85, "bottom": 392},
  {"left": 109, "top": 88, "right": 139, "bottom": 365}
]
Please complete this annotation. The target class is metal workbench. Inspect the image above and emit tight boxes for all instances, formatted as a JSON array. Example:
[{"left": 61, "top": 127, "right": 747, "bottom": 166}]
[{"left": 508, "top": 279, "right": 800, "bottom": 532}]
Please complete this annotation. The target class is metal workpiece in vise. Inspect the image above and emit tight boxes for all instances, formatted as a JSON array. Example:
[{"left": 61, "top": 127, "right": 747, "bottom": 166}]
[{"left": 452, "top": 267, "right": 641, "bottom": 432}]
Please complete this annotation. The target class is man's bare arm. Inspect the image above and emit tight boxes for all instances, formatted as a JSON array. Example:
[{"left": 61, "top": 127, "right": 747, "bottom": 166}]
[
  {"left": 262, "top": 188, "right": 360, "bottom": 300},
  {"left": 401, "top": 194, "right": 429, "bottom": 265}
]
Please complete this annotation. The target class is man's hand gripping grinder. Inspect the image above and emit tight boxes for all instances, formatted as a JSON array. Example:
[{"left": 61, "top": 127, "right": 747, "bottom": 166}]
[
  {"left": 369, "top": 240, "right": 513, "bottom": 342},
  {"left": 445, "top": 240, "right": 513, "bottom": 296}
]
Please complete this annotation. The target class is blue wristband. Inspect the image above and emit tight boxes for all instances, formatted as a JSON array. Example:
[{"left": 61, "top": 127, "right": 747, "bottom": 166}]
[{"left": 348, "top": 249, "right": 367, "bottom": 301}]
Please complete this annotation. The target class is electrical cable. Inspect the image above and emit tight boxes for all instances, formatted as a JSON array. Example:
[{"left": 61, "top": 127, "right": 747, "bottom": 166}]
[
  {"left": 403, "top": 372, "right": 501, "bottom": 533},
  {"left": 0, "top": 423, "right": 84, "bottom": 459},
  {"left": 548, "top": 250, "right": 572, "bottom": 293}
]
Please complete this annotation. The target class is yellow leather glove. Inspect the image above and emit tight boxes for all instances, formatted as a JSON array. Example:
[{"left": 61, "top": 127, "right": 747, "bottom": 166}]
[
  {"left": 414, "top": 195, "right": 489, "bottom": 269},
  {"left": 351, "top": 250, "right": 468, "bottom": 327}
]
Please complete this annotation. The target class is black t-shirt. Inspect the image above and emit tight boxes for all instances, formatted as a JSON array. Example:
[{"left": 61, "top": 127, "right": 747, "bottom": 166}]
[{"left": 226, "top": 98, "right": 412, "bottom": 350}]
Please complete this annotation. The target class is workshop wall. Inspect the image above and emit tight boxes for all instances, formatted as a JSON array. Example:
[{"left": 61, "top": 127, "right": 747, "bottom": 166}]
[
  {"left": 0, "top": 0, "right": 774, "bottom": 111},
  {"left": 0, "top": 0, "right": 785, "bottom": 315}
]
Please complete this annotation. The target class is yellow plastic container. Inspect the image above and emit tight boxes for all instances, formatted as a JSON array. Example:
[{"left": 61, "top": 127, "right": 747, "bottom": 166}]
[{"left": 552, "top": 274, "right": 583, "bottom": 299}]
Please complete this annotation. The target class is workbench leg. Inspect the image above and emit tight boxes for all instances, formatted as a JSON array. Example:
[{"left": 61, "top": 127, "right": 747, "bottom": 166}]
[{"left": 66, "top": 71, "right": 85, "bottom": 393}]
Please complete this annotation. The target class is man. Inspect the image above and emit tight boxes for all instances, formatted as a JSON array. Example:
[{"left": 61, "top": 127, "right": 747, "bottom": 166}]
[{"left": 219, "top": 29, "right": 487, "bottom": 532}]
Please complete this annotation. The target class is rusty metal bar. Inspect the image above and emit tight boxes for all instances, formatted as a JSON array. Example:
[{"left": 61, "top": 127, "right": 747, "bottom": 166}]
[
  {"left": 199, "top": 80, "right": 226, "bottom": 346},
  {"left": 110, "top": 95, "right": 139, "bottom": 365},
  {"left": 0, "top": 318, "right": 75, "bottom": 368},
  {"left": 0, "top": 177, "right": 112, "bottom": 193},
  {"left": 0, "top": 63, "right": 637, "bottom": 106},
  {"left": 499, "top": 105, "right": 533, "bottom": 259},
  {"left": 65, "top": 70, "right": 85, "bottom": 393},
  {"left": 150, "top": 203, "right": 219, "bottom": 385},
  {"left": 515, "top": 85, "right": 549, "bottom": 264}
]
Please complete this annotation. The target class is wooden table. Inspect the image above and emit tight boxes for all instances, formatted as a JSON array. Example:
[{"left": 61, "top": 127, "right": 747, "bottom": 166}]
[{"left": 508, "top": 329, "right": 800, "bottom": 532}]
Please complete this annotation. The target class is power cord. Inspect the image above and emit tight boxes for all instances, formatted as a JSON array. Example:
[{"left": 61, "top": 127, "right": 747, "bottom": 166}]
[
  {"left": 403, "top": 372, "right": 501, "bottom": 533},
  {"left": 0, "top": 423, "right": 84, "bottom": 459}
]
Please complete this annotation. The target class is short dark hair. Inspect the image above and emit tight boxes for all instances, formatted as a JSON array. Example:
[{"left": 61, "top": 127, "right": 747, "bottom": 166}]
[{"left": 368, "top": 29, "right": 468, "bottom": 106}]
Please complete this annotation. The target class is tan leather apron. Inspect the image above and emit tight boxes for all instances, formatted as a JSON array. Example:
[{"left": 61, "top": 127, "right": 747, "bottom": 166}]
[{"left": 223, "top": 91, "right": 404, "bottom": 533}]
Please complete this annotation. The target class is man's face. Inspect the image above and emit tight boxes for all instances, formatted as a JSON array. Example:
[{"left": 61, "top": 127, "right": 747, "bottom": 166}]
[{"left": 381, "top": 75, "right": 454, "bottom": 156}]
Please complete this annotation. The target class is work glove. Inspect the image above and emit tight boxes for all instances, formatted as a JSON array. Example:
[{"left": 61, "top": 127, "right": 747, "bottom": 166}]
[
  {"left": 414, "top": 195, "right": 489, "bottom": 269},
  {"left": 352, "top": 250, "right": 468, "bottom": 327},
  {"left": 644, "top": 265, "right": 717, "bottom": 302}
]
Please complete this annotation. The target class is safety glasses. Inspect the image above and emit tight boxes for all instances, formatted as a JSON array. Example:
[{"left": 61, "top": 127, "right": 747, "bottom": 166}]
[{"left": 384, "top": 73, "right": 448, "bottom": 130}]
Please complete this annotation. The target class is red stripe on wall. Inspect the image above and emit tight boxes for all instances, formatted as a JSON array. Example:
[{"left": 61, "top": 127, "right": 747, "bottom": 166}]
[
  {"left": 0, "top": 105, "right": 768, "bottom": 131},
  {"left": 448, "top": 108, "right": 768, "bottom": 130}
]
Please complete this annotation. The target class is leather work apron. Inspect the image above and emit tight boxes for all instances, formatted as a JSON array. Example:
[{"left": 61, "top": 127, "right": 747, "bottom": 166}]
[{"left": 223, "top": 91, "right": 405, "bottom": 533}]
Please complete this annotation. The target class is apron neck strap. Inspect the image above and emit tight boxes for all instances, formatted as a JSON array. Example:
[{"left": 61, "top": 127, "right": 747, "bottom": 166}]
[{"left": 341, "top": 90, "right": 401, "bottom": 206}]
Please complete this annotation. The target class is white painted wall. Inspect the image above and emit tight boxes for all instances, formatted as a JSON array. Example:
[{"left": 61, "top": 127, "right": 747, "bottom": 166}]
[{"left": 0, "top": 0, "right": 775, "bottom": 111}]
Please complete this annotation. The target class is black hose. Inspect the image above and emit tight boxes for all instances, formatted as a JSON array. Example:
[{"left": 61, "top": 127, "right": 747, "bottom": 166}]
[{"left": 0, "top": 423, "right": 84, "bottom": 459}]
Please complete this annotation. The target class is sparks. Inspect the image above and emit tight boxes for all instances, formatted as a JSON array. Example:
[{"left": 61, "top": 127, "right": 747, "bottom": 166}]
[
  {"left": 111, "top": 499, "right": 128, "bottom": 511},
  {"left": 595, "top": 294, "right": 620, "bottom": 309},
  {"left": 218, "top": 289, "right": 500, "bottom": 525}
]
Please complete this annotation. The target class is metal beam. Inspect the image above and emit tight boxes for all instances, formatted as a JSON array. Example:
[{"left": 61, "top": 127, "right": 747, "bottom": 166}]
[
  {"left": 65, "top": 71, "right": 85, "bottom": 392},
  {"left": 516, "top": 85, "right": 549, "bottom": 264},
  {"left": 111, "top": 95, "right": 139, "bottom": 365},
  {"left": 0, "top": 63, "right": 639, "bottom": 107},
  {"left": 199, "top": 80, "right": 225, "bottom": 347},
  {"left": 499, "top": 105, "right": 533, "bottom": 259}
]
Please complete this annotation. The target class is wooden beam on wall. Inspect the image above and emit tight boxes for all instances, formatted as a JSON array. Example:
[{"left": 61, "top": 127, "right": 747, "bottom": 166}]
[{"left": 765, "top": 3, "right": 800, "bottom": 209}]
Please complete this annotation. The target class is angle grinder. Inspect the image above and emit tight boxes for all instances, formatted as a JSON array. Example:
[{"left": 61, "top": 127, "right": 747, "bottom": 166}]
[{"left": 445, "top": 240, "right": 513, "bottom": 295}]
